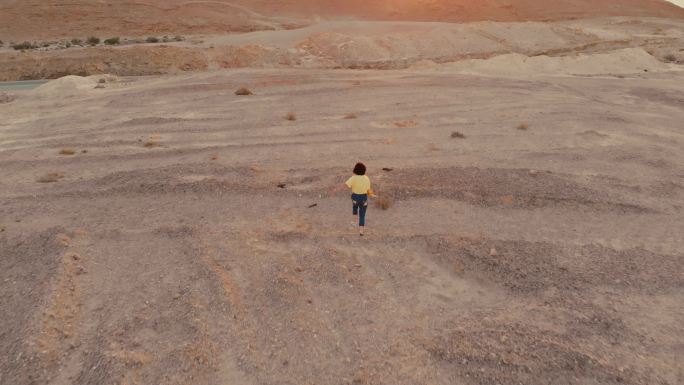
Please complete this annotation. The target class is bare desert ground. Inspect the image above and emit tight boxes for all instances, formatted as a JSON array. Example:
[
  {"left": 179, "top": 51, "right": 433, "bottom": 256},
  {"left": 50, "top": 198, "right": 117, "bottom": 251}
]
[
  {"left": 1, "top": 1, "right": 684, "bottom": 384},
  {"left": 2, "top": 59, "right": 684, "bottom": 384}
]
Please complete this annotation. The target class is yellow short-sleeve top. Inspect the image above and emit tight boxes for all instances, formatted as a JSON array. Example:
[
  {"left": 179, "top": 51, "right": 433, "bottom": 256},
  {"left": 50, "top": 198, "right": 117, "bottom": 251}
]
[{"left": 345, "top": 175, "right": 371, "bottom": 195}]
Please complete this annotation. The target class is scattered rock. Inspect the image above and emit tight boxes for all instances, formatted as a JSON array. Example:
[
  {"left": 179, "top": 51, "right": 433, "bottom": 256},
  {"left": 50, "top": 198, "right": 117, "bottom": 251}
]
[
  {"left": 173, "top": 292, "right": 181, "bottom": 300},
  {"left": 37, "top": 172, "right": 65, "bottom": 183},
  {"left": 489, "top": 247, "right": 498, "bottom": 256},
  {"left": 451, "top": 131, "right": 466, "bottom": 139},
  {"left": 0, "top": 91, "right": 15, "bottom": 104},
  {"left": 308, "top": 203, "right": 318, "bottom": 208},
  {"left": 98, "top": 78, "right": 106, "bottom": 84},
  {"left": 277, "top": 183, "right": 286, "bottom": 189},
  {"left": 529, "top": 169, "right": 539, "bottom": 176}
]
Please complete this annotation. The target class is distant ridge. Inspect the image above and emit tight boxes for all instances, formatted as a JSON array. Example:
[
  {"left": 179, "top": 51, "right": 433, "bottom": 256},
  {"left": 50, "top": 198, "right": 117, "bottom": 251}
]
[{"left": 1, "top": 0, "right": 684, "bottom": 40}]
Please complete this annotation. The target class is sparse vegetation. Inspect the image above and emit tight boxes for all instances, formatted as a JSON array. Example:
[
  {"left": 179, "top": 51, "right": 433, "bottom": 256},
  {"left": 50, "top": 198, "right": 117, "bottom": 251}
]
[
  {"left": 146, "top": 37, "right": 159, "bottom": 43},
  {"left": 87, "top": 36, "right": 100, "bottom": 46},
  {"left": 37, "top": 172, "right": 65, "bottom": 183},
  {"left": 174, "top": 35, "right": 184, "bottom": 42},
  {"left": 394, "top": 120, "right": 417, "bottom": 128},
  {"left": 451, "top": 131, "right": 466, "bottom": 139},
  {"left": 235, "top": 86, "right": 253, "bottom": 96},
  {"left": 663, "top": 53, "right": 677, "bottom": 63},
  {"left": 104, "top": 37, "right": 120, "bottom": 45},
  {"left": 375, "top": 196, "right": 393, "bottom": 210},
  {"left": 12, "top": 41, "right": 36, "bottom": 50},
  {"left": 285, "top": 112, "right": 297, "bottom": 121},
  {"left": 344, "top": 113, "right": 358, "bottom": 119},
  {"left": 59, "top": 149, "right": 76, "bottom": 155},
  {"left": 517, "top": 123, "right": 529, "bottom": 130},
  {"left": 71, "top": 38, "right": 82, "bottom": 46}
]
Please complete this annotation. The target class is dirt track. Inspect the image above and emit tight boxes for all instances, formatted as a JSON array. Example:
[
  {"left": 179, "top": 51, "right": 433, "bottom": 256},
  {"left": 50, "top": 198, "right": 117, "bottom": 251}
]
[{"left": 1, "top": 68, "right": 683, "bottom": 384}]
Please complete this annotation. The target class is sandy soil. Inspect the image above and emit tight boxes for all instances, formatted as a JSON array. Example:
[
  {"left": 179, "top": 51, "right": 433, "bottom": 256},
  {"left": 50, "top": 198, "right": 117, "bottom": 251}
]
[{"left": 1, "top": 64, "right": 683, "bottom": 385}]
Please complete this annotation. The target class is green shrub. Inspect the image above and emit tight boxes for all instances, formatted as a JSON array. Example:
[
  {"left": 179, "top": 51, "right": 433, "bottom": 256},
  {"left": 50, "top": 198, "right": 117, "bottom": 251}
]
[
  {"left": 71, "top": 38, "right": 82, "bottom": 45},
  {"left": 104, "top": 37, "right": 120, "bottom": 45},
  {"left": 146, "top": 36, "right": 159, "bottom": 43},
  {"left": 87, "top": 36, "right": 100, "bottom": 46},
  {"left": 664, "top": 53, "right": 677, "bottom": 62}
]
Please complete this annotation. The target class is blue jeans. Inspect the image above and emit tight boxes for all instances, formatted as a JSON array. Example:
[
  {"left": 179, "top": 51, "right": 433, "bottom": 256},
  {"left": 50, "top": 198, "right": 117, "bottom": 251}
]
[{"left": 351, "top": 193, "right": 368, "bottom": 226}]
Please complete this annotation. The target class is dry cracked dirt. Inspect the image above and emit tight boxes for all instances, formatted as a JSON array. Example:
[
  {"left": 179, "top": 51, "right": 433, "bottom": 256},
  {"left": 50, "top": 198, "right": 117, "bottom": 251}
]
[{"left": 1, "top": 68, "right": 683, "bottom": 385}]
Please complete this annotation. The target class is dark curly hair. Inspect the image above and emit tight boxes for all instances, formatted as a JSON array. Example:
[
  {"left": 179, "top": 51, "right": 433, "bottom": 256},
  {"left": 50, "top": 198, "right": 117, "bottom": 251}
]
[{"left": 353, "top": 162, "right": 366, "bottom": 176}]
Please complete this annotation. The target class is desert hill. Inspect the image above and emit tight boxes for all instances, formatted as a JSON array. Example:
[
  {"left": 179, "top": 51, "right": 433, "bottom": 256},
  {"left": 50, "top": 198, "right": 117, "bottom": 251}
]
[{"left": 1, "top": 0, "right": 684, "bottom": 40}]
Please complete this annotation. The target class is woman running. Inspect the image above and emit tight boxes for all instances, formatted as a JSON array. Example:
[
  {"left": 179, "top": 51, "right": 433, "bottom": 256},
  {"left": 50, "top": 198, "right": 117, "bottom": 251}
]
[{"left": 342, "top": 162, "right": 374, "bottom": 236}]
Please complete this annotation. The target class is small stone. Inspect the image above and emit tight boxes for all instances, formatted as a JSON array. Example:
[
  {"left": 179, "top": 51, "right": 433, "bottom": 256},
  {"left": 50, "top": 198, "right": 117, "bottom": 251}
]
[
  {"left": 529, "top": 169, "right": 539, "bottom": 176},
  {"left": 173, "top": 292, "right": 181, "bottom": 300},
  {"left": 489, "top": 247, "right": 498, "bottom": 257}
]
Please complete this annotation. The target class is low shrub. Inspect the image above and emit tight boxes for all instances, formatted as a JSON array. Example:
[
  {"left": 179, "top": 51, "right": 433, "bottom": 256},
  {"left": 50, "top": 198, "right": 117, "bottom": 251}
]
[
  {"left": 235, "top": 86, "right": 253, "bottom": 96},
  {"left": 375, "top": 196, "right": 393, "bottom": 210},
  {"left": 104, "top": 37, "right": 120, "bottom": 45},
  {"left": 12, "top": 41, "right": 35, "bottom": 50}
]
